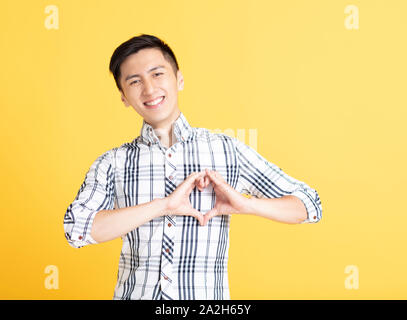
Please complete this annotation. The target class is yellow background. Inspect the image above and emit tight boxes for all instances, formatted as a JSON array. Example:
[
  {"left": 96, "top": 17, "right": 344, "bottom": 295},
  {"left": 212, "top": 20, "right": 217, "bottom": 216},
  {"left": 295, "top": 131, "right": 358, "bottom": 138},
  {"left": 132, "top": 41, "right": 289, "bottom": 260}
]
[{"left": 1, "top": 0, "right": 406, "bottom": 299}]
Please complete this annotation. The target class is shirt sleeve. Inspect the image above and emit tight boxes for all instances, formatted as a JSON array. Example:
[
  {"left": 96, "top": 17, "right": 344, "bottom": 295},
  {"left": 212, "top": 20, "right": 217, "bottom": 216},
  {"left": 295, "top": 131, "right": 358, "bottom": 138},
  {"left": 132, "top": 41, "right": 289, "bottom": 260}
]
[
  {"left": 233, "top": 137, "right": 322, "bottom": 224},
  {"left": 63, "top": 149, "right": 116, "bottom": 248}
]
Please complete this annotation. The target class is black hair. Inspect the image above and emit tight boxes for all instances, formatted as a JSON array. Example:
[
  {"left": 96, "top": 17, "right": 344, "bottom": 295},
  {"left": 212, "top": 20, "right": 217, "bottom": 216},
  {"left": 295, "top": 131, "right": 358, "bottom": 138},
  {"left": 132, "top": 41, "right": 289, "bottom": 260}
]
[{"left": 109, "top": 34, "right": 179, "bottom": 91}]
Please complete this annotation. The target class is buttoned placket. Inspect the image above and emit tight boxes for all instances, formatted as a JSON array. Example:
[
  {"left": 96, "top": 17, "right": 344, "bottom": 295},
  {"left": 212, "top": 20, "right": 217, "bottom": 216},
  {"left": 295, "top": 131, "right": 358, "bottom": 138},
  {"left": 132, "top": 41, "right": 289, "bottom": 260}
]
[
  {"left": 143, "top": 120, "right": 189, "bottom": 299},
  {"left": 161, "top": 142, "right": 182, "bottom": 299},
  {"left": 144, "top": 124, "right": 177, "bottom": 299}
]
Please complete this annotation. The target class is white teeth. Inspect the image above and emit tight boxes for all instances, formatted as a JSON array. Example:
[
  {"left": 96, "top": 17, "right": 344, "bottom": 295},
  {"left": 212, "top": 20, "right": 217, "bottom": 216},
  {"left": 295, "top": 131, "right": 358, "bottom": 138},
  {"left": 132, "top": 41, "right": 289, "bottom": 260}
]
[{"left": 145, "top": 96, "right": 164, "bottom": 106}]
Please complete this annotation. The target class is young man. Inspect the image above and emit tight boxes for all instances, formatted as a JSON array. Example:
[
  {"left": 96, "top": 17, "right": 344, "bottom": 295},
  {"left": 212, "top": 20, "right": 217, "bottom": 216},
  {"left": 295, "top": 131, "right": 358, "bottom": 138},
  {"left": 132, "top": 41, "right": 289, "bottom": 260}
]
[{"left": 63, "top": 34, "right": 322, "bottom": 300}]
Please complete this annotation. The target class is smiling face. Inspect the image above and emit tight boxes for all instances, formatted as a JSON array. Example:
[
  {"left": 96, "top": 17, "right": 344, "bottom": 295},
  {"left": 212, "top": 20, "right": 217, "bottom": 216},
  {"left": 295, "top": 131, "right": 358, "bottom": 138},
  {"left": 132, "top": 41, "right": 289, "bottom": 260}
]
[{"left": 119, "top": 47, "right": 184, "bottom": 129}]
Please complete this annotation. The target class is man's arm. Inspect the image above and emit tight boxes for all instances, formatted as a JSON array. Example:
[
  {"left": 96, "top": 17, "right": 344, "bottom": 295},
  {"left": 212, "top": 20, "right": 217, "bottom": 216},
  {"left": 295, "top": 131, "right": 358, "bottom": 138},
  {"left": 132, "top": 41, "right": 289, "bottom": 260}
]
[
  {"left": 64, "top": 152, "right": 208, "bottom": 248},
  {"left": 90, "top": 170, "right": 208, "bottom": 243},
  {"left": 90, "top": 198, "right": 166, "bottom": 243},
  {"left": 201, "top": 168, "right": 312, "bottom": 225},
  {"left": 233, "top": 137, "right": 322, "bottom": 224},
  {"left": 64, "top": 150, "right": 116, "bottom": 248},
  {"left": 64, "top": 149, "right": 165, "bottom": 247},
  {"left": 243, "top": 195, "right": 308, "bottom": 224}
]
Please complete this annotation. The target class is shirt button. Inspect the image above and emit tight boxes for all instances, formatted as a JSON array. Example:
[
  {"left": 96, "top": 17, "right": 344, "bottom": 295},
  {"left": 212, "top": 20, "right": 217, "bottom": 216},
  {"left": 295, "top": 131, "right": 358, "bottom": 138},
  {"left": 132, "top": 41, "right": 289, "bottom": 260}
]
[
  {"left": 168, "top": 223, "right": 172, "bottom": 227},
  {"left": 313, "top": 216, "right": 317, "bottom": 219},
  {"left": 168, "top": 153, "right": 172, "bottom": 158},
  {"left": 164, "top": 276, "right": 169, "bottom": 280},
  {"left": 165, "top": 248, "right": 170, "bottom": 253},
  {"left": 78, "top": 236, "right": 83, "bottom": 240},
  {"left": 169, "top": 175, "right": 173, "bottom": 180}
]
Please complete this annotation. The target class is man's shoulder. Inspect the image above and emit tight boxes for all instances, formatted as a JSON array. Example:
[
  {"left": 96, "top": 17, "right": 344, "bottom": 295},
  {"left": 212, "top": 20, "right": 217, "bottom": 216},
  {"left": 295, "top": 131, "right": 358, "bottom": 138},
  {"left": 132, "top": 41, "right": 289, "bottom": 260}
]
[
  {"left": 114, "top": 136, "right": 143, "bottom": 151},
  {"left": 192, "top": 127, "right": 237, "bottom": 144},
  {"left": 93, "top": 138, "right": 141, "bottom": 160}
]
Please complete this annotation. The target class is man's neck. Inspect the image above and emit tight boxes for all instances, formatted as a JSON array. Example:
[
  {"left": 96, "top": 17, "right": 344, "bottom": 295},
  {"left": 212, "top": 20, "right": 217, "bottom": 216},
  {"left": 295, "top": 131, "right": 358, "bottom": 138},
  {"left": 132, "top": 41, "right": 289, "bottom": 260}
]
[
  {"left": 154, "top": 126, "right": 173, "bottom": 148},
  {"left": 150, "top": 110, "right": 181, "bottom": 149}
]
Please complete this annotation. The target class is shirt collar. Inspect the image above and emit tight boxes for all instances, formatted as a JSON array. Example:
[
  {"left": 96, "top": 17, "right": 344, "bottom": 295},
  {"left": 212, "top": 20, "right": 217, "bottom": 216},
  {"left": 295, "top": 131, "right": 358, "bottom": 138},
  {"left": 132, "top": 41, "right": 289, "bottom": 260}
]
[{"left": 139, "top": 111, "right": 193, "bottom": 146}]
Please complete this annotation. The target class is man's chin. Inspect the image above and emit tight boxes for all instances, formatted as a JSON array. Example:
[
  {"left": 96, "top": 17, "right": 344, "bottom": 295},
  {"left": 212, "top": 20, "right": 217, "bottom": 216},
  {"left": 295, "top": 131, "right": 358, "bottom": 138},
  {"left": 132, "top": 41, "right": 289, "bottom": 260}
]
[{"left": 143, "top": 111, "right": 171, "bottom": 127}]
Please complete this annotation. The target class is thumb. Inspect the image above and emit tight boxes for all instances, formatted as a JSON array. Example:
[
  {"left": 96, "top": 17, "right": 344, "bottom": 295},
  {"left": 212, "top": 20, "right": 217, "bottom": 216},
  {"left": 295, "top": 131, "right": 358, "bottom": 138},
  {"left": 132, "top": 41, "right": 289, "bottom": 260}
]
[
  {"left": 188, "top": 208, "right": 204, "bottom": 226},
  {"left": 203, "top": 208, "right": 218, "bottom": 226},
  {"left": 183, "top": 171, "right": 206, "bottom": 194}
]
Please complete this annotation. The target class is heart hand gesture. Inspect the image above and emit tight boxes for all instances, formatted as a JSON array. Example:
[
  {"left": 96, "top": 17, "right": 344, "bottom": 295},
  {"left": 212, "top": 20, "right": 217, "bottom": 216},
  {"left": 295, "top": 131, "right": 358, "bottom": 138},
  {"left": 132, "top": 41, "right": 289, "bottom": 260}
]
[
  {"left": 202, "top": 169, "right": 250, "bottom": 225},
  {"left": 163, "top": 169, "right": 251, "bottom": 226},
  {"left": 164, "top": 171, "right": 207, "bottom": 225}
]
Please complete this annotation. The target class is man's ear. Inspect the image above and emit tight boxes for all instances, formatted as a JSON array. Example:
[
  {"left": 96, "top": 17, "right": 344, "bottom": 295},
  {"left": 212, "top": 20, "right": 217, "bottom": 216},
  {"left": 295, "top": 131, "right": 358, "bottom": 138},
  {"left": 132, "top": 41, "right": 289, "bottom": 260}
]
[
  {"left": 120, "top": 90, "right": 130, "bottom": 107},
  {"left": 177, "top": 70, "right": 184, "bottom": 91}
]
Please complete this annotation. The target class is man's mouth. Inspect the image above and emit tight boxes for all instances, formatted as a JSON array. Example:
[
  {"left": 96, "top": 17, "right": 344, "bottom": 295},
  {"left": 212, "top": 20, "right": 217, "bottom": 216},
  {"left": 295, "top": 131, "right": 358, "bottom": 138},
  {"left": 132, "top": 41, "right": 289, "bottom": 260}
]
[{"left": 144, "top": 96, "right": 165, "bottom": 108}]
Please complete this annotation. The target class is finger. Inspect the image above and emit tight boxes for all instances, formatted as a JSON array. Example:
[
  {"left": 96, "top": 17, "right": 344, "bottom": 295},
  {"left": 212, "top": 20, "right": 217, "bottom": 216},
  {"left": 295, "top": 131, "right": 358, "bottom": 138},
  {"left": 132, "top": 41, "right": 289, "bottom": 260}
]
[
  {"left": 189, "top": 209, "right": 204, "bottom": 226},
  {"left": 198, "top": 177, "right": 205, "bottom": 190},
  {"left": 187, "top": 171, "right": 205, "bottom": 179},
  {"left": 192, "top": 172, "right": 207, "bottom": 191},
  {"left": 197, "top": 175, "right": 210, "bottom": 191},
  {"left": 183, "top": 171, "right": 206, "bottom": 193},
  {"left": 188, "top": 171, "right": 205, "bottom": 180},
  {"left": 193, "top": 177, "right": 201, "bottom": 190},
  {"left": 205, "top": 169, "right": 221, "bottom": 186},
  {"left": 203, "top": 176, "right": 210, "bottom": 188},
  {"left": 203, "top": 208, "right": 217, "bottom": 226}
]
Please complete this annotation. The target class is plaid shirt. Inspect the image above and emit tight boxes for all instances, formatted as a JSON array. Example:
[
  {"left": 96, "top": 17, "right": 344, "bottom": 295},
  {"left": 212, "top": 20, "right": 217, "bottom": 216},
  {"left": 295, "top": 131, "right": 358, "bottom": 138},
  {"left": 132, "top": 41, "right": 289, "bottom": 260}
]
[{"left": 63, "top": 111, "right": 322, "bottom": 300}]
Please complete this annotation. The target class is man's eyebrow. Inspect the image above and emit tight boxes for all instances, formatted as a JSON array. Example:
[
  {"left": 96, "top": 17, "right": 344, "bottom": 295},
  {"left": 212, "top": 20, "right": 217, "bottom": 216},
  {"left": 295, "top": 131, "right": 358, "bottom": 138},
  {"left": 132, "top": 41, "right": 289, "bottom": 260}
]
[{"left": 125, "top": 65, "right": 165, "bottom": 81}]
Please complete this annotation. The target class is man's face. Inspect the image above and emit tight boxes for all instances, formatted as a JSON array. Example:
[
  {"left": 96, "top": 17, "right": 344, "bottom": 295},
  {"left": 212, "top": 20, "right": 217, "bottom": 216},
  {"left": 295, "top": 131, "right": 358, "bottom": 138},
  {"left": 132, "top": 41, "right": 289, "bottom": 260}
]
[{"left": 119, "top": 48, "right": 184, "bottom": 128}]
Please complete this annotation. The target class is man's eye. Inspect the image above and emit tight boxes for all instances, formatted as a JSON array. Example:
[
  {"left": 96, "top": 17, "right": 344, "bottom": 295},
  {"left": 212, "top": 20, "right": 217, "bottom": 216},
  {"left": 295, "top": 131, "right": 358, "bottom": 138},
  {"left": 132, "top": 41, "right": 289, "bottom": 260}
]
[{"left": 130, "top": 73, "right": 162, "bottom": 85}]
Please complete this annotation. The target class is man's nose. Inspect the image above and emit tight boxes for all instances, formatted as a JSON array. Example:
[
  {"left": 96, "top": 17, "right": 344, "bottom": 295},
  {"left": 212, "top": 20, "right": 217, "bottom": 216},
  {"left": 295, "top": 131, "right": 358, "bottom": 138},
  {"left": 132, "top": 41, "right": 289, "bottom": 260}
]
[{"left": 143, "top": 78, "right": 155, "bottom": 95}]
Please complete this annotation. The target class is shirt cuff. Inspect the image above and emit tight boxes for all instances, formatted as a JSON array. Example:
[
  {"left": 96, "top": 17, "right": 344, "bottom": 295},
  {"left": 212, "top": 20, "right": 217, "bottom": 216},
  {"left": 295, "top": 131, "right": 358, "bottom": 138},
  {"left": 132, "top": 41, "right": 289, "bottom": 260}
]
[
  {"left": 291, "top": 189, "right": 321, "bottom": 224},
  {"left": 69, "top": 205, "right": 99, "bottom": 248}
]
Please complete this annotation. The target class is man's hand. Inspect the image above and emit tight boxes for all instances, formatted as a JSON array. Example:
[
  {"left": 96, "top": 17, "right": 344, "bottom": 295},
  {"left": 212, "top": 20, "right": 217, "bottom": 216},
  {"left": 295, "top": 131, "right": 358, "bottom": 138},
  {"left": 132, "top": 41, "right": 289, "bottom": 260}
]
[
  {"left": 164, "top": 171, "right": 208, "bottom": 226},
  {"left": 163, "top": 169, "right": 251, "bottom": 227},
  {"left": 202, "top": 168, "right": 251, "bottom": 226},
  {"left": 196, "top": 169, "right": 310, "bottom": 225}
]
